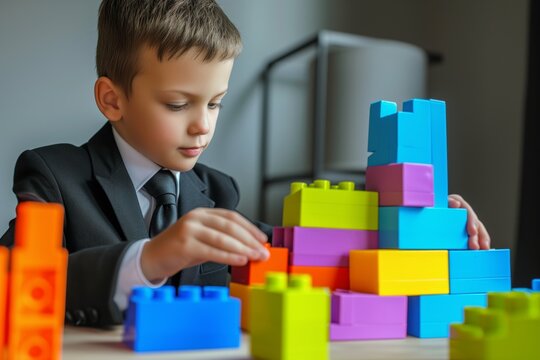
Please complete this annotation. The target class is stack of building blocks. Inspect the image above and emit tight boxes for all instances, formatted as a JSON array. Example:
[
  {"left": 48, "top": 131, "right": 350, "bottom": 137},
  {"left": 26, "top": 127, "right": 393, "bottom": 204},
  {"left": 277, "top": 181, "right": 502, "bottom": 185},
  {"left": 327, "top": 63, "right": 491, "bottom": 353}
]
[
  {"left": 352, "top": 98, "right": 511, "bottom": 338},
  {"left": 0, "top": 202, "right": 68, "bottom": 360},
  {"left": 330, "top": 290, "right": 407, "bottom": 340},
  {"left": 229, "top": 243, "right": 288, "bottom": 331},
  {"left": 449, "top": 291, "right": 540, "bottom": 359},
  {"left": 278, "top": 180, "right": 379, "bottom": 291},
  {"left": 123, "top": 285, "right": 240, "bottom": 352},
  {"left": 250, "top": 272, "right": 329, "bottom": 360}
]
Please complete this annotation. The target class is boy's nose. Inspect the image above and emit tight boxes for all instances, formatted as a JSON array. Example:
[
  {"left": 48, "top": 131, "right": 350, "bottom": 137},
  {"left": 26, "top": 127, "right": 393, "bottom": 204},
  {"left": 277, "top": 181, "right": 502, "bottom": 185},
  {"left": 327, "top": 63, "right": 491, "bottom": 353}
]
[{"left": 189, "top": 109, "right": 210, "bottom": 135}]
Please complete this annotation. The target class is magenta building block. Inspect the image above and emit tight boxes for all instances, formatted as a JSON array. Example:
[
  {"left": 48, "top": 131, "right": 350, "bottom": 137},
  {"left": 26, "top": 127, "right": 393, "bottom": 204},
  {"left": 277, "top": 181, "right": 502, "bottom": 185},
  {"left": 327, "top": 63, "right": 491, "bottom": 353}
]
[
  {"left": 365, "top": 163, "right": 434, "bottom": 207},
  {"left": 283, "top": 227, "right": 378, "bottom": 266},
  {"left": 330, "top": 290, "right": 407, "bottom": 340},
  {"left": 272, "top": 226, "right": 284, "bottom": 247}
]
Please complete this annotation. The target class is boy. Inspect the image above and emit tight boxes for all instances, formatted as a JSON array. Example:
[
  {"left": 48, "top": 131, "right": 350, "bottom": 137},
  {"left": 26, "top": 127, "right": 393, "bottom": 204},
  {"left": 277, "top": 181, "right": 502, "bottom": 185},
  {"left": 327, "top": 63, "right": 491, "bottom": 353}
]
[{"left": 0, "top": 0, "right": 490, "bottom": 327}]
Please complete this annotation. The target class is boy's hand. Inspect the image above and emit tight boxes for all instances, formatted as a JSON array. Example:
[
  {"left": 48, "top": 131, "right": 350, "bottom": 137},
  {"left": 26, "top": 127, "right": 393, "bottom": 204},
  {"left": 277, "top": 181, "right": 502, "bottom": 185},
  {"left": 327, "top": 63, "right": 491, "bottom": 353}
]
[
  {"left": 140, "top": 208, "right": 269, "bottom": 282},
  {"left": 448, "top": 194, "right": 491, "bottom": 250}
]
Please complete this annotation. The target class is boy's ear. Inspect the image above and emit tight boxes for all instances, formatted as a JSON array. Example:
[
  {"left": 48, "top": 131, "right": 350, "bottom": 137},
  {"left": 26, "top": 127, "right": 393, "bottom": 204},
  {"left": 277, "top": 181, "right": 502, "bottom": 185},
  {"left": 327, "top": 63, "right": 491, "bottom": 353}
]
[{"left": 94, "top": 77, "right": 124, "bottom": 122}]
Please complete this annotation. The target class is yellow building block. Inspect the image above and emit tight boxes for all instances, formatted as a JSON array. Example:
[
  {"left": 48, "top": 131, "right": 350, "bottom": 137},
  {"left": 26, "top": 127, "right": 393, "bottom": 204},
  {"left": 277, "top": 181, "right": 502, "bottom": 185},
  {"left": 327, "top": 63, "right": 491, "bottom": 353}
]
[
  {"left": 350, "top": 250, "right": 449, "bottom": 295},
  {"left": 450, "top": 291, "right": 540, "bottom": 359},
  {"left": 229, "top": 281, "right": 252, "bottom": 331},
  {"left": 282, "top": 180, "right": 378, "bottom": 230},
  {"left": 250, "top": 272, "right": 329, "bottom": 360}
]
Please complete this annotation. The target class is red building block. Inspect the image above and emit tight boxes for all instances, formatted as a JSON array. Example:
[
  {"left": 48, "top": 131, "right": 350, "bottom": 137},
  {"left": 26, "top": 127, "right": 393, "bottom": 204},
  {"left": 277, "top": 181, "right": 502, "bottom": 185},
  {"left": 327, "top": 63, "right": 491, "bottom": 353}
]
[
  {"left": 231, "top": 243, "right": 289, "bottom": 285},
  {"left": 7, "top": 202, "right": 68, "bottom": 360}
]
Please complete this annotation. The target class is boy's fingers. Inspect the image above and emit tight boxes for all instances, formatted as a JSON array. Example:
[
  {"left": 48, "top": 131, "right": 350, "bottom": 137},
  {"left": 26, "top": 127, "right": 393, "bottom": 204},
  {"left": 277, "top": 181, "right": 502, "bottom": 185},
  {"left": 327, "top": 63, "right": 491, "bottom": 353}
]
[
  {"left": 449, "top": 194, "right": 479, "bottom": 237},
  {"left": 194, "top": 224, "right": 266, "bottom": 261},
  {"left": 192, "top": 241, "right": 249, "bottom": 266},
  {"left": 448, "top": 196, "right": 461, "bottom": 208},
  {"left": 210, "top": 208, "right": 268, "bottom": 243},
  {"left": 477, "top": 220, "right": 491, "bottom": 249},
  {"left": 468, "top": 235, "right": 480, "bottom": 250}
]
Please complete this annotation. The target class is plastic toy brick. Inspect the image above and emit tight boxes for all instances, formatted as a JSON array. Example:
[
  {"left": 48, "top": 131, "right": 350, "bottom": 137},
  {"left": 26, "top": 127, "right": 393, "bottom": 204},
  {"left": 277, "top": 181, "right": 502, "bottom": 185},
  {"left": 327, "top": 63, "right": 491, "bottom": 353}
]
[
  {"left": 282, "top": 180, "right": 378, "bottom": 230},
  {"left": 450, "top": 291, "right": 540, "bottom": 359},
  {"left": 272, "top": 226, "right": 285, "bottom": 247},
  {"left": 367, "top": 99, "right": 432, "bottom": 167},
  {"left": 0, "top": 246, "right": 8, "bottom": 353},
  {"left": 289, "top": 265, "right": 349, "bottom": 291},
  {"left": 281, "top": 227, "right": 377, "bottom": 267},
  {"left": 231, "top": 243, "right": 288, "bottom": 285},
  {"left": 379, "top": 206, "right": 468, "bottom": 249},
  {"left": 330, "top": 290, "right": 406, "bottom": 340},
  {"left": 123, "top": 285, "right": 240, "bottom": 352},
  {"left": 533, "top": 279, "right": 540, "bottom": 291},
  {"left": 407, "top": 293, "right": 487, "bottom": 338},
  {"left": 7, "top": 202, "right": 67, "bottom": 360},
  {"left": 365, "top": 163, "right": 434, "bottom": 207},
  {"left": 448, "top": 249, "right": 511, "bottom": 294},
  {"left": 350, "top": 250, "right": 449, "bottom": 295},
  {"left": 229, "top": 281, "right": 252, "bottom": 331},
  {"left": 250, "top": 272, "right": 329, "bottom": 360},
  {"left": 428, "top": 100, "right": 449, "bottom": 207}
]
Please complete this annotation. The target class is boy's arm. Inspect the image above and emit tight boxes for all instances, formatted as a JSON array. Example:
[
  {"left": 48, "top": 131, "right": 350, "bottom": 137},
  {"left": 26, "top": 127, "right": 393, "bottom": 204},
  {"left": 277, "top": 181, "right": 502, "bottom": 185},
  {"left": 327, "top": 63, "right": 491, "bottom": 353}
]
[{"left": 0, "top": 149, "right": 131, "bottom": 326}]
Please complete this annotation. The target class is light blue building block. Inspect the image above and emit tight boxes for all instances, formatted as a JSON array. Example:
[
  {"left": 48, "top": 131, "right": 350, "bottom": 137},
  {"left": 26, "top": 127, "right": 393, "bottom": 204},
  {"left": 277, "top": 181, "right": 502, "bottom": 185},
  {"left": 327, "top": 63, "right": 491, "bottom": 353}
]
[
  {"left": 448, "top": 249, "right": 511, "bottom": 294},
  {"left": 379, "top": 207, "right": 467, "bottom": 249},
  {"left": 368, "top": 99, "right": 432, "bottom": 167},
  {"left": 407, "top": 293, "right": 487, "bottom": 338},
  {"left": 123, "top": 285, "right": 241, "bottom": 352},
  {"left": 428, "top": 99, "right": 449, "bottom": 207},
  {"left": 533, "top": 279, "right": 540, "bottom": 291}
]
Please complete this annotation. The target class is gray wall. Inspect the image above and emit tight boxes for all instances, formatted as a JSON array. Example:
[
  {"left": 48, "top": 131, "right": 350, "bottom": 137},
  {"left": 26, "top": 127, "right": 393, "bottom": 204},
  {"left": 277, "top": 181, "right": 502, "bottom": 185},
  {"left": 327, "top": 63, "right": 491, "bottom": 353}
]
[{"left": 0, "top": 0, "right": 527, "bottom": 253}]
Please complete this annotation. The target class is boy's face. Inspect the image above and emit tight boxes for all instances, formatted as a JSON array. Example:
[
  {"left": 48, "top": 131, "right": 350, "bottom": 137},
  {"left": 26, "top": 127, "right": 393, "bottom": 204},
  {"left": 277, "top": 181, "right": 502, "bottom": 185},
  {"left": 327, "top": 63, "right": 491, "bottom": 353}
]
[{"left": 113, "top": 46, "right": 234, "bottom": 172}]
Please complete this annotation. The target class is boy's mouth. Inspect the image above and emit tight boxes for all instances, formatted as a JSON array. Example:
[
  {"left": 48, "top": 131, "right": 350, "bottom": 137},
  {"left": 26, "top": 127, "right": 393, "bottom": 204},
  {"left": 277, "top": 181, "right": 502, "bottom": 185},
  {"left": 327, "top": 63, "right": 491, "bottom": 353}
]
[{"left": 178, "top": 146, "right": 204, "bottom": 157}]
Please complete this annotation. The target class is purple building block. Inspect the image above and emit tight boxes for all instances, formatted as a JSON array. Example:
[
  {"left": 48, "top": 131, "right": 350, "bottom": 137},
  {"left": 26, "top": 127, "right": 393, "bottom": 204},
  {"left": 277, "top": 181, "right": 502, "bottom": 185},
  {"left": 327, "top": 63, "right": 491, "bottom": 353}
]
[
  {"left": 330, "top": 290, "right": 407, "bottom": 341},
  {"left": 281, "top": 227, "right": 378, "bottom": 267},
  {"left": 365, "top": 163, "right": 434, "bottom": 207}
]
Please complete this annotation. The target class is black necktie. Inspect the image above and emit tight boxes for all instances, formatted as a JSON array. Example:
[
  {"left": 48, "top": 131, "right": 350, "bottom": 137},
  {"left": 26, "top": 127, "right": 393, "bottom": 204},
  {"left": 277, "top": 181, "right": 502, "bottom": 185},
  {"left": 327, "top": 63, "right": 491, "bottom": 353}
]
[{"left": 144, "top": 169, "right": 178, "bottom": 237}]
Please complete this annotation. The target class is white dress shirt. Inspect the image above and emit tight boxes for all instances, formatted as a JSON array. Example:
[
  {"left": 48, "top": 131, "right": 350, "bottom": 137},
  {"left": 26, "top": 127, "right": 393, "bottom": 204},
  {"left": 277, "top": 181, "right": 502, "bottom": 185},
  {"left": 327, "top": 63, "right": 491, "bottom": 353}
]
[{"left": 111, "top": 128, "right": 180, "bottom": 311}]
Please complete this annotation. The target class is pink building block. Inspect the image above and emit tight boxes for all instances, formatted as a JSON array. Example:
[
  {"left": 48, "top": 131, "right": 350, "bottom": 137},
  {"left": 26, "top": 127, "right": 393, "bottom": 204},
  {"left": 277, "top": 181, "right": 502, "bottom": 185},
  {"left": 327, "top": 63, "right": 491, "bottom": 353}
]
[
  {"left": 281, "top": 227, "right": 378, "bottom": 267},
  {"left": 365, "top": 163, "right": 434, "bottom": 207},
  {"left": 330, "top": 290, "right": 407, "bottom": 341}
]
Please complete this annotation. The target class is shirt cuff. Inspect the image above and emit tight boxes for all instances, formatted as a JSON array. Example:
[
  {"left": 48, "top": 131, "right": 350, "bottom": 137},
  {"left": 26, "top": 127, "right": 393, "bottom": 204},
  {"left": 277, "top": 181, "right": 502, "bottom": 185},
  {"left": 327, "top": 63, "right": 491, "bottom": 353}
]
[{"left": 113, "top": 239, "right": 168, "bottom": 311}]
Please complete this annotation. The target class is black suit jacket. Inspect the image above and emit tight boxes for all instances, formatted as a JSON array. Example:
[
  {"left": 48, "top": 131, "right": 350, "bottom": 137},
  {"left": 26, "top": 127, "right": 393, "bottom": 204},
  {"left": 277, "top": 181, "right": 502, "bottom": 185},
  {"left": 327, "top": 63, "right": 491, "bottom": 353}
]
[{"left": 0, "top": 122, "right": 271, "bottom": 327}]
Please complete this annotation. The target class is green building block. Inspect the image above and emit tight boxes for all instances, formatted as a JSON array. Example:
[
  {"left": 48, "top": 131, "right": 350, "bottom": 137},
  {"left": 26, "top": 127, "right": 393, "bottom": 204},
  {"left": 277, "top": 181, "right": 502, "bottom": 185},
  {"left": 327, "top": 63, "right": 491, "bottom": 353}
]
[
  {"left": 250, "top": 272, "right": 330, "bottom": 360},
  {"left": 282, "top": 179, "right": 378, "bottom": 230},
  {"left": 450, "top": 291, "right": 540, "bottom": 359}
]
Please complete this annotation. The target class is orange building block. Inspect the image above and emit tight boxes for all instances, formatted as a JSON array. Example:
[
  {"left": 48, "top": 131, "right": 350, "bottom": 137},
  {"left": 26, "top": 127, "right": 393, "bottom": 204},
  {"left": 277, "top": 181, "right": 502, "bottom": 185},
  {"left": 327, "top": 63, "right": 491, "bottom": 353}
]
[
  {"left": 231, "top": 243, "right": 289, "bottom": 285},
  {"left": 229, "top": 282, "right": 253, "bottom": 331},
  {"left": 7, "top": 202, "right": 68, "bottom": 360},
  {"left": 0, "top": 246, "right": 8, "bottom": 353},
  {"left": 289, "top": 266, "right": 349, "bottom": 291}
]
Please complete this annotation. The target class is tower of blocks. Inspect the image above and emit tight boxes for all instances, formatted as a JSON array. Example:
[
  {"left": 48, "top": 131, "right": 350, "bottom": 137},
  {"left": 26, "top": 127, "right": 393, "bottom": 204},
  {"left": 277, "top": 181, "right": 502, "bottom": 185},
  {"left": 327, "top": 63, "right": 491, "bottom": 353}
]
[
  {"left": 123, "top": 285, "right": 241, "bottom": 352},
  {"left": 0, "top": 202, "right": 68, "bottom": 360},
  {"left": 251, "top": 98, "right": 513, "bottom": 343}
]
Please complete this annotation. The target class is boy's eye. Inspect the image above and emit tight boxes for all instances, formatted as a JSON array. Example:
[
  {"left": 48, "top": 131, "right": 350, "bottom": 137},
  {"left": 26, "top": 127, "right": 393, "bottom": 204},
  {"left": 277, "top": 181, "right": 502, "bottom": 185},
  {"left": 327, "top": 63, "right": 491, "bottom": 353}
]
[
  {"left": 208, "top": 102, "right": 223, "bottom": 110},
  {"left": 166, "top": 103, "right": 187, "bottom": 111}
]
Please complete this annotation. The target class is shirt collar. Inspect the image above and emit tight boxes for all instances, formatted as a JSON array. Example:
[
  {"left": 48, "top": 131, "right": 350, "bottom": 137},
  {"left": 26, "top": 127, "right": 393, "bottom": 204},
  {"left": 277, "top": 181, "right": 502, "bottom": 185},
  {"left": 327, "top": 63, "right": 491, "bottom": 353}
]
[{"left": 112, "top": 126, "right": 180, "bottom": 195}]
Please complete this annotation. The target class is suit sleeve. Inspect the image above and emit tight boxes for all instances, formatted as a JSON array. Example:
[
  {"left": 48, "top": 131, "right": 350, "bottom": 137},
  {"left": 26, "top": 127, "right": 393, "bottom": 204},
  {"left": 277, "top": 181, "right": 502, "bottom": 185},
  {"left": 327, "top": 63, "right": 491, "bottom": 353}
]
[{"left": 0, "top": 149, "right": 129, "bottom": 327}]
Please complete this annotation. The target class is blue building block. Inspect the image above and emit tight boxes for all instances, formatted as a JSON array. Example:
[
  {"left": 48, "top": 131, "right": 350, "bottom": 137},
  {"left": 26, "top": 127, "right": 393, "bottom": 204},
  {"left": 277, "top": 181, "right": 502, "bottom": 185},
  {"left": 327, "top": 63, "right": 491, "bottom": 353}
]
[
  {"left": 428, "top": 100, "right": 449, "bottom": 207},
  {"left": 379, "top": 207, "right": 467, "bottom": 249},
  {"left": 123, "top": 285, "right": 241, "bottom": 352},
  {"left": 533, "top": 279, "right": 540, "bottom": 291},
  {"left": 407, "top": 293, "right": 487, "bottom": 338},
  {"left": 448, "top": 250, "right": 511, "bottom": 294},
  {"left": 368, "top": 99, "right": 432, "bottom": 167}
]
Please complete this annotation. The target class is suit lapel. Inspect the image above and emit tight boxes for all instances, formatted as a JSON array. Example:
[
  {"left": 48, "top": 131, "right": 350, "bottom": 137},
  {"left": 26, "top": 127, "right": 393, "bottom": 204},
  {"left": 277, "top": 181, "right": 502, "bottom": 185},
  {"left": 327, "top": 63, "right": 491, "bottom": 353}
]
[
  {"left": 87, "top": 123, "right": 148, "bottom": 241},
  {"left": 178, "top": 170, "right": 215, "bottom": 216}
]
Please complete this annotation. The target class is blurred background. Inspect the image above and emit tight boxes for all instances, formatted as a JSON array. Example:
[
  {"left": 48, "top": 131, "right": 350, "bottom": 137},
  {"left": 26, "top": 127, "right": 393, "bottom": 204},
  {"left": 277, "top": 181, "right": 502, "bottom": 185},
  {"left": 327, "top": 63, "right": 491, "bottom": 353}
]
[{"left": 0, "top": 0, "right": 537, "bottom": 285}]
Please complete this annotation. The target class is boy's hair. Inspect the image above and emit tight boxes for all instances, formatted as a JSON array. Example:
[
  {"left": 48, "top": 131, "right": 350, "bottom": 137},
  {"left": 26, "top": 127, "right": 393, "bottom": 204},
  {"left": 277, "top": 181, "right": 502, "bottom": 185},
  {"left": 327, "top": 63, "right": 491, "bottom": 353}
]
[{"left": 96, "top": 0, "right": 242, "bottom": 95}]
